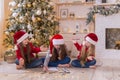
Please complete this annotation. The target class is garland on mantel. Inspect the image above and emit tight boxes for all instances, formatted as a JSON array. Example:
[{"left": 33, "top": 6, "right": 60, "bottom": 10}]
[{"left": 86, "top": 4, "right": 120, "bottom": 25}]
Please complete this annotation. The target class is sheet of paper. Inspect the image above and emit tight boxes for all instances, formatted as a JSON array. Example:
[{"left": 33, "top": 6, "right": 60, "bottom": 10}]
[{"left": 48, "top": 67, "right": 58, "bottom": 71}]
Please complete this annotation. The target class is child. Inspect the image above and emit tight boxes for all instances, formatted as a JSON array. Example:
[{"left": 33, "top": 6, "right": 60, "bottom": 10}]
[
  {"left": 43, "top": 34, "right": 71, "bottom": 71},
  {"left": 71, "top": 33, "right": 98, "bottom": 68},
  {"left": 13, "top": 30, "right": 48, "bottom": 69}
]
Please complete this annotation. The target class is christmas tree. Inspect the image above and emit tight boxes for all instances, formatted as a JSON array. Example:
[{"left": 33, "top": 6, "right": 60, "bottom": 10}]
[{"left": 4, "top": 0, "right": 59, "bottom": 48}]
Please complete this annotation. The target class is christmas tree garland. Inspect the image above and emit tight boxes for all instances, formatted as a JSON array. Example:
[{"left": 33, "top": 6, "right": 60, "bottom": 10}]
[{"left": 86, "top": 4, "right": 120, "bottom": 25}]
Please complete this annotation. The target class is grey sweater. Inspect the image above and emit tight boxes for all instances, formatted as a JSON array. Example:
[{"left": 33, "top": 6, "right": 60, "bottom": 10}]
[{"left": 44, "top": 50, "right": 51, "bottom": 67}]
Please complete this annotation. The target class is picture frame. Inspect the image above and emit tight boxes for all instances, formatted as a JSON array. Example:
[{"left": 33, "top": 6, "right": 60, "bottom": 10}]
[{"left": 60, "top": 9, "right": 68, "bottom": 19}]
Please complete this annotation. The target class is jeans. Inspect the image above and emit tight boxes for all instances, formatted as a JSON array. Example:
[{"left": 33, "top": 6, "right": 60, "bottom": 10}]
[
  {"left": 41, "top": 56, "right": 71, "bottom": 67},
  {"left": 15, "top": 58, "right": 44, "bottom": 68},
  {"left": 71, "top": 59, "right": 96, "bottom": 68}
]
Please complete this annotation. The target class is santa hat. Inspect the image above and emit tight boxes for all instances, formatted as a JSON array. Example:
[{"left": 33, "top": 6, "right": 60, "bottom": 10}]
[
  {"left": 85, "top": 33, "right": 98, "bottom": 45},
  {"left": 50, "top": 34, "right": 64, "bottom": 53},
  {"left": 13, "top": 30, "right": 29, "bottom": 45}
]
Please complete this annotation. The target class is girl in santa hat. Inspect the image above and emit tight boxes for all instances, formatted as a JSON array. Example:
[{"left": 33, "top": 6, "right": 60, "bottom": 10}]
[
  {"left": 71, "top": 33, "right": 98, "bottom": 68},
  {"left": 13, "top": 30, "right": 48, "bottom": 69},
  {"left": 42, "top": 34, "right": 71, "bottom": 71}
]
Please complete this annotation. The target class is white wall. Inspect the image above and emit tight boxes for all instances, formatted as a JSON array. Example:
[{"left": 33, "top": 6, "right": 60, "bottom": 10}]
[
  {"left": 0, "top": 0, "right": 4, "bottom": 57},
  {"left": 95, "top": 13, "right": 120, "bottom": 59}
]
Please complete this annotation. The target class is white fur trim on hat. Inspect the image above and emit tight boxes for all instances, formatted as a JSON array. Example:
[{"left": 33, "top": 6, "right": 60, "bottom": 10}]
[
  {"left": 17, "top": 33, "right": 29, "bottom": 44},
  {"left": 85, "top": 36, "right": 97, "bottom": 45},
  {"left": 53, "top": 39, "right": 64, "bottom": 45}
]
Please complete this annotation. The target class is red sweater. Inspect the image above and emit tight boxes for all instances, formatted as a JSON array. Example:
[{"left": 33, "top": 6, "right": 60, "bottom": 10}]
[
  {"left": 16, "top": 42, "right": 41, "bottom": 60},
  {"left": 74, "top": 42, "right": 94, "bottom": 61}
]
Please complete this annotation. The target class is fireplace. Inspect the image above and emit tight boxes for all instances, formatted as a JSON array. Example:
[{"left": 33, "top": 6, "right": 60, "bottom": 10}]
[
  {"left": 106, "top": 28, "right": 120, "bottom": 49},
  {"left": 95, "top": 13, "right": 120, "bottom": 58}
]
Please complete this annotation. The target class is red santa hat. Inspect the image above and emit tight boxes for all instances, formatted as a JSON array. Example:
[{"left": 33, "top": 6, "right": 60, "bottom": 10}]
[
  {"left": 85, "top": 33, "right": 98, "bottom": 45},
  {"left": 13, "top": 30, "right": 29, "bottom": 45},
  {"left": 50, "top": 34, "right": 64, "bottom": 53}
]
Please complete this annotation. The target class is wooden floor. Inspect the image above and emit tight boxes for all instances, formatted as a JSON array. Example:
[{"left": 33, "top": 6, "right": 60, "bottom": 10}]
[{"left": 0, "top": 57, "right": 120, "bottom": 80}]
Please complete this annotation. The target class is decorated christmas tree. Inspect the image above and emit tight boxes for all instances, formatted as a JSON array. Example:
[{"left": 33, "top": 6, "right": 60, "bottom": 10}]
[{"left": 4, "top": 0, "right": 59, "bottom": 48}]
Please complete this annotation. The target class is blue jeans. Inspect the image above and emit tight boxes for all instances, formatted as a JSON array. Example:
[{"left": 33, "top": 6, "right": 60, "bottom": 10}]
[
  {"left": 71, "top": 59, "right": 96, "bottom": 68},
  {"left": 42, "top": 56, "right": 71, "bottom": 67},
  {"left": 15, "top": 58, "right": 44, "bottom": 68}
]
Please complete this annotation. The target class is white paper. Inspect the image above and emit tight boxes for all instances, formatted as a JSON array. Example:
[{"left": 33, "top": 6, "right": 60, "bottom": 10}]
[{"left": 48, "top": 67, "right": 58, "bottom": 71}]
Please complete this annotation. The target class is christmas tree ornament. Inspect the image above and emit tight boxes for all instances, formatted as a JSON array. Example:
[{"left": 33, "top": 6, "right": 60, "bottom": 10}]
[
  {"left": 32, "top": 2, "right": 36, "bottom": 7},
  {"left": 22, "top": 26, "right": 25, "bottom": 29},
  {"left": 25, "top": 13, "right": 29, "bottom": 16},
  {"left": 9, "top": 2, "right": 12, "bottom": 6},
  {"left": 17, "top": 3, "right": 22, "bottom": 7},
  {"left": 10, "top": 8, "right": 13, "bottom": 11},
  {"left": 30, "top": 38, "right": 35, "bottom": 43},
  {"left": 43, "top": 10, "right": 47, "bottom": 15},
  {"left": 36, "top": 10, "right": 42, "bottom": 15},
  {"left": 32, "top": 15, "right": 36, "bottom": 22},
  {"left": 48, "top": 16, "right": 51, "bottom": 20},
  {"left": 5, "top": 31, "right": 9, "bottom": 35},
  {"left": 9, "top": 1, "right": 17, "bottom": 7},
  {"left": 19, "top": 16, "right": 24, "bottom": 22},
  {"left": 22, "top": 3, "right": 26, "bottom": 8},
  {"left": 10, "top": 19, "right": 15, "bottom": 24},
  {"left": 37, "top": 17, "right": 41, "bottom": 21},
  {"left": 14, "top": 45, "right": 18, "bottom": 50},
  {"left": 27, "top": 24, "right": 32, "bottom": 31},
  {"left": 12, "top": 13, "right": 18, "bottom": 17},
  {"left": 27, "top": 3, "right": 32, "bottom": 8}
]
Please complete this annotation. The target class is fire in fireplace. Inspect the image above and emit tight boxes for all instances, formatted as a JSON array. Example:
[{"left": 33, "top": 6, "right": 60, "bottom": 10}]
[{"left": 106, "top": 28, "right": 120, "bottom": 50}]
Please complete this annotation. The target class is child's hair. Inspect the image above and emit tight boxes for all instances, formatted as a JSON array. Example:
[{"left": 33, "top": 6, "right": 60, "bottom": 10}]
[
  {"left": 79, "top": 43, "right": 95, "bottom": 66},
  {"left": 19, "top": 43, "right": 31, "bottom": 67},
  {"left": 79, "top": 33, "right": 98, "bottom": 66},
  {"left": 50, "top": 44, "right": 68, "bottom": 61}
]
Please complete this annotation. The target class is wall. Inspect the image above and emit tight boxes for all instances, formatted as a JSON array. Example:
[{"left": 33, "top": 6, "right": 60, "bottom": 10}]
[
  {"left": 95, "top": 12, "right": 120, "bottom": 59},
  {"left": 0, "top": 0, "right": 4, "bottom": 57},
  {"left": 0, "top": 0, "right": 11, "bottom": 57}
]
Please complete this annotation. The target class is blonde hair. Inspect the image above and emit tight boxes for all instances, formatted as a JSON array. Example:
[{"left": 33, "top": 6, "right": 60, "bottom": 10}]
[{"left": 80, "top": 43, "right": 95, "bottom": 66}]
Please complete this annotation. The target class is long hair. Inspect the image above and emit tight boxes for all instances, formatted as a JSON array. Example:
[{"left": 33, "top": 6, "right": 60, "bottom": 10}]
[
  {"left": 80, "top": 44, "right": 95, "bottom": 66},
  {"left": 19, "top": 43, "right": 31, "bottom": 67},
  {"left": 50, "top": 44, "right": 68, "bottom": 61}
]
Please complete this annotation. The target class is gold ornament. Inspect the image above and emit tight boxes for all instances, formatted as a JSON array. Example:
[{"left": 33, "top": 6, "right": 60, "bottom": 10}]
[
  {"left": 27, "top": 3, "right": 32, "bottom": 8},
  {"left": 30, "top": 38, "right": 35, "bottom": 43},
  {"left": 37, "top": 17, "right": 41, "bottom": 21}
]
